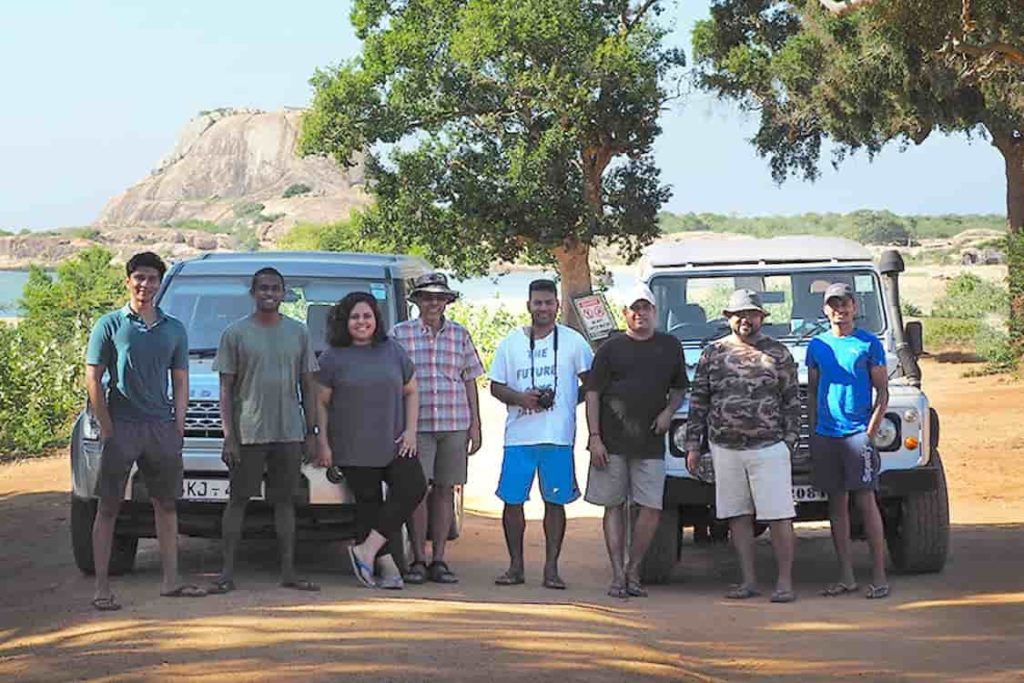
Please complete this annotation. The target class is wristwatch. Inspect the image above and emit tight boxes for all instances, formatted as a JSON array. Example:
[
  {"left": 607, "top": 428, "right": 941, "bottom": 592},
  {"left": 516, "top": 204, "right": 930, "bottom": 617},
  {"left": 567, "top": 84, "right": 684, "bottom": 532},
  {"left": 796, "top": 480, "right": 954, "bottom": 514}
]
[{"left": 306, "top": 425, "right": 320, "bottom": 437}]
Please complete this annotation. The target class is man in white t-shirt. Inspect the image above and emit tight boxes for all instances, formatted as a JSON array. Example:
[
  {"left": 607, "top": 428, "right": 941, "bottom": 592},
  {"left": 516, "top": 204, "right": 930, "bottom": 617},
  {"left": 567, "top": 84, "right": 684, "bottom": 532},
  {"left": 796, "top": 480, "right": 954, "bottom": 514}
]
[{"left": 489, "top": 279, "right": 594, "bottom": 589}]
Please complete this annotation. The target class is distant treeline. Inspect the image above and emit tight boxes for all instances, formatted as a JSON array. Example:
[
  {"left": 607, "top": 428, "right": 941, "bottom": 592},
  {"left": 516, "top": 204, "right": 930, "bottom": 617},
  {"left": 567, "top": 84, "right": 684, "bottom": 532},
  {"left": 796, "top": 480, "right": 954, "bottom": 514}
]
[{"left": 658, "top": 211, "right": 1006, "bottom": 244}]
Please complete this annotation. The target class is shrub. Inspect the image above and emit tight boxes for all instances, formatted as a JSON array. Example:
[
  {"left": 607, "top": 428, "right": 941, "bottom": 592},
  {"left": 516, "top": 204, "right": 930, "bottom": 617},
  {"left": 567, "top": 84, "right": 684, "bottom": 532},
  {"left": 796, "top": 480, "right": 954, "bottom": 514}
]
[
  {"left": 283, "top": 183, "right": 312, "bottom": 198},
  {"left": 920, "top": 318, "right": 981, "bottom": 348},
  {"left": 0, "top": 228, "right": 12, "bottom": 237},
  {"left": 933, "top": 273, "right": 1007, "bottom": 319},
  {"left": 68, "top": 227, "right": 101, "bottom": 240},
  {"left": 446, "top": 301, "right": 529, "bottom": 374},
  {"left": 170, "top": 218, "right": 229, "bottom": 234},
  {"left": 901, "top": 301, "right": 923, "bottom": 317},
  {"left": 974, "top": 324, "right": 1018, "bottom": 373},
  {"left": 233, "top": 202, "right": 266, "bottom": 219}
]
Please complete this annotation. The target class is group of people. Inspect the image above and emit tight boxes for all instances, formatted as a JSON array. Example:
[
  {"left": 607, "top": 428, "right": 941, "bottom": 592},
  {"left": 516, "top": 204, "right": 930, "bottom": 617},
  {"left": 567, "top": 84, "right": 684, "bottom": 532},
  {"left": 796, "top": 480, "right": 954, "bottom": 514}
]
[{"left": 85, "top": 251, "right": 891, "bottom": 611}]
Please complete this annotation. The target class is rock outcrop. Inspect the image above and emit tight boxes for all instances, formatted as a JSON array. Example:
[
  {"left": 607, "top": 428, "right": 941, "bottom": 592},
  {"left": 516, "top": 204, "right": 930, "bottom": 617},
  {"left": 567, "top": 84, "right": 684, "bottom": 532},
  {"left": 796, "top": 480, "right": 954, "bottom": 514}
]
[{"left": 95, "top": 108, "right": 370, "bottom": 241}]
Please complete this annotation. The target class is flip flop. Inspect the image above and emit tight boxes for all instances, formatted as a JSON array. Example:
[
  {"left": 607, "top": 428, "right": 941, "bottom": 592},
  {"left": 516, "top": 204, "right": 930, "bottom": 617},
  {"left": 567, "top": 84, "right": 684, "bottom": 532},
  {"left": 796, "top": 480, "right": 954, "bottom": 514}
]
[
  {"left": 161, "top": 584, "right": 207, "bottom": 598},
  {"left": 377, "top": 575, "right": 405, "bottom": 590},
  {"left": 607, "top": 582, "right": 629, "bottom": 599},
  {"left": 725, "top": 585, "right": 761, "bottom": 600},
  {"left": 821, "top": 582, "right": 859, "bottom": 597},
  {"left": 542, "top": 575, "right": 567, "bottom": 590},
  {"left": 282, "top": 579, "right": 320, "bottom": 592},
  {"left": 428, "top": 561, "right": 459, "bottom": 584},
  {"left": 403, "top": 561, "right": 428, "bottom": 585},
  {"left": 494, "top": 570, "right": 525, "bottom": 586},
  {"left": 770, "top": 589, "right": 797, "bottom": 603},
  {"left": 865, "top": 584, "right": 891, "bottom": 600},
  {"left": 208, "top": 578, "right": 236, "bottom": 595},
  {"left": 91, "top": 596, "right": 121, "bottom": 611},
  {"left": 626, "top": 578, "right": 648, "bottom": 598},
  {"left": 348, "top": 546, "right": 377, "bottom": 588}
]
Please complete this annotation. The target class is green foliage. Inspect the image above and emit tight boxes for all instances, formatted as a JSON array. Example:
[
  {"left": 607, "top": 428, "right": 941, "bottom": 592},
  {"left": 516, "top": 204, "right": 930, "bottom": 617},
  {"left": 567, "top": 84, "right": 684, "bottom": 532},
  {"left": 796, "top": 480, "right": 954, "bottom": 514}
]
[
  {"left": 446, "top": 301, "right": 529, "bottom": 375},
  {"left": 300, "top": 0, "right": 685, "bottom": 281},
  {"left": 921, "top": 317, "right": 981, "bottom": 348},
  {"left": 283, "top": 183, "right": 313, "bottom": 198},
  {"left": 277, "top": 213, "right": 418, "bottom": 255},
  {"left": 1008, "top": 231, "right": 1024, "bottom": 363},
  {"left": 932, "top": 274, "right": 1007, "bottom": 319},
  {"left": 233, "top": 202, "right": 266, "bottom": 219},
  {"left": 901, "top": 301, "right": 923, "bottom": 318},
  {"left": 0, "top": 229, "right": 13, "bottom": 237},
  {"left": 0, "top": 247, "right": 123, "bottom": 455},
  {"left": 169, "top": 218, "right": 229, "bottom": 234},
  {"left": 67, "top": 227, "right": 101, "bottom": 240},
  {"left": 233, "top": 226, "right": 261, "bottom": 251},
  {"left": 973, "top": 324, "right": 1018, "bottom": 373}
]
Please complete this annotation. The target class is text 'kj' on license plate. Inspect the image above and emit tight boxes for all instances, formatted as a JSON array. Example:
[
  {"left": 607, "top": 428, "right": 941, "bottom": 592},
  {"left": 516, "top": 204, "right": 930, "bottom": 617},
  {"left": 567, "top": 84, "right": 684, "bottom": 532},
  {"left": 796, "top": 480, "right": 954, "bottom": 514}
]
[
  {"left": 791, "top": 485, "right": 828, "bottom": 502},
  {"left": 183, "top": 479, "right": 264, "bottom": 501}
]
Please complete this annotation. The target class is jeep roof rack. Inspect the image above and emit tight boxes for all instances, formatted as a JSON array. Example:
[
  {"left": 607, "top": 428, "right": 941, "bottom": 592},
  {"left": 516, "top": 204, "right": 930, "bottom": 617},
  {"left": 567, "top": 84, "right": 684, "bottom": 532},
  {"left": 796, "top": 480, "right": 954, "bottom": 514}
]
[
  {"left": 644, "top": 236, "right": 872, "bottom": 268},
  {"left": 178, "top": 251, "right": 431, "bottom": 279}
]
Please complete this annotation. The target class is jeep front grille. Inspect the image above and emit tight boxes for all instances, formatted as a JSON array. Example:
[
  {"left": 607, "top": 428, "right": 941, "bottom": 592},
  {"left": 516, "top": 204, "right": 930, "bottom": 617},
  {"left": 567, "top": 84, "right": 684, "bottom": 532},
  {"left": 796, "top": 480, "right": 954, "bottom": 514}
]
[
  {"left": 793, "top": 387, "right": 811, "bottom": 474},
  {"left": 185, "top": 400, "right": 223, "bottom": 438}
]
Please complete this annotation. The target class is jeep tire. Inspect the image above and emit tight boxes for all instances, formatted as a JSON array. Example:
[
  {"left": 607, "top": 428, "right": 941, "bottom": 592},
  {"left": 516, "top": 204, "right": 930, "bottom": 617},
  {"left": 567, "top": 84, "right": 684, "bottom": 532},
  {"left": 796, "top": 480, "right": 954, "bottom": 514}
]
[
  {"left": 885, "top": 451, "right": 950, "bottom": 573},
  {"left": 639, "top": 504, "right": 680, "bottom": 584},
  {"left": 71, "top": 496, "right": 139, "bottom": 576}
]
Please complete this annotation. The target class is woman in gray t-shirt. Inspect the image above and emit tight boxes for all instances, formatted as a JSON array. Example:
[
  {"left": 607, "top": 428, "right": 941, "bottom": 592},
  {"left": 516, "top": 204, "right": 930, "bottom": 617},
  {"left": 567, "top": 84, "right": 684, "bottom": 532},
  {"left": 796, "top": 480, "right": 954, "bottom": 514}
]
[{"left": 314, "top": 292, "right": 425, "bottom": 589}]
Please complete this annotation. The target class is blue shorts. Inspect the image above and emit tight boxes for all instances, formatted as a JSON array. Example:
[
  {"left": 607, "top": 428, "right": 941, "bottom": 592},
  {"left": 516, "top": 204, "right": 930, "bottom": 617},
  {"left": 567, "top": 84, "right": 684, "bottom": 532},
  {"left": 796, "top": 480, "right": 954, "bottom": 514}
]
[{"left": 496, "top": 444, "right": 580, "bottom": 505}]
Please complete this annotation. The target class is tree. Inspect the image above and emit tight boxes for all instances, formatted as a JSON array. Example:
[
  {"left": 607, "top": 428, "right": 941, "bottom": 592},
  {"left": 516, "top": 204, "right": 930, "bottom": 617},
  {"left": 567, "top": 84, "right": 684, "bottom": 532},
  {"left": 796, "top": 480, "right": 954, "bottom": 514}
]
[
  {"left": 692, "top": 0, "right": 1024, "bottom": 357},
  {"left": 299, "top": 0, "right": 684, "bottom": 326}
]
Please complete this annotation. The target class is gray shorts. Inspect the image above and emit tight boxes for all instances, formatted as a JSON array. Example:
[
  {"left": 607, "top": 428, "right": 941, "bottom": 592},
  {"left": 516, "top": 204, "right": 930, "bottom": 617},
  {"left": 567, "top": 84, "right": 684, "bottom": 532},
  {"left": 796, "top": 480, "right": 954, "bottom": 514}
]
[
  {"left": 584, "top": 454, "right": 665, "bottom": 510},
  {"left": 811, "top": 431, "right": 880, "bottom": 494},
  {"left": 97, "top": 420, "right": 183, "bottom": 500},
  {"left": 232, "top": 442, "right": 304, "bottom": 503},
  {"left": 416, "top": 431, "right": 468, "bottom": 486}
]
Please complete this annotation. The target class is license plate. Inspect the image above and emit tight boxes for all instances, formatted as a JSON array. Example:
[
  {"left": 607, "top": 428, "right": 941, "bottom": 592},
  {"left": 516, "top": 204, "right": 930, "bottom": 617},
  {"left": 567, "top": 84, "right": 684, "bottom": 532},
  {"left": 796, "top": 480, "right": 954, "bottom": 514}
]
[
  {"left": 792, "top": 484, "right": 828, "bottom": 502},
  {"left": 182, "top": 479, "right": 263, "bottom": 501}
]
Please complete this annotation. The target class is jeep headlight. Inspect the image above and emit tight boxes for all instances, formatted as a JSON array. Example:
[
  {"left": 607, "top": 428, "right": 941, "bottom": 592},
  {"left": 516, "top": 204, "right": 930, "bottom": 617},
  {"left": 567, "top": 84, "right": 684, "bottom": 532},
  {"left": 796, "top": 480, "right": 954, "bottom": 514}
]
[{"left": 872, "top": 416, "right": 900, "bottom": 451}]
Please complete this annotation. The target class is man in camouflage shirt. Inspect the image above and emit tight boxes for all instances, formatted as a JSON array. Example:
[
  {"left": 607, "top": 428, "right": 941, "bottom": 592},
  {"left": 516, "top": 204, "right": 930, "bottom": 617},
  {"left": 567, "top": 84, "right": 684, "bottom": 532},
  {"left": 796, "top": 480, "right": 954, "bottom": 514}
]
[{"left": 685, "top": 289, "right": 800, "bottom": 603}]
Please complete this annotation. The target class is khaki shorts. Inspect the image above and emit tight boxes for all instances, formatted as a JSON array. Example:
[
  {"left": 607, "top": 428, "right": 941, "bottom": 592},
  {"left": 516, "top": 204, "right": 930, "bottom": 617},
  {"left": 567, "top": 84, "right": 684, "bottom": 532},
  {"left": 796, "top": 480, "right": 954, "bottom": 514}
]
[
  {"left": 231, "top": 442, "right": 303, "bottom": 503},
  {"left": 416, "top": 431, "right": 468, "bottom": 486},
  {"left": 710, "top": 441, "right": 794, "bottom": 521},
  {"left": 97, "top": 420, "right": 183, "bottom": 500},
  {"left": 584, "top": 454, "right": 665, "bottom": 510}
]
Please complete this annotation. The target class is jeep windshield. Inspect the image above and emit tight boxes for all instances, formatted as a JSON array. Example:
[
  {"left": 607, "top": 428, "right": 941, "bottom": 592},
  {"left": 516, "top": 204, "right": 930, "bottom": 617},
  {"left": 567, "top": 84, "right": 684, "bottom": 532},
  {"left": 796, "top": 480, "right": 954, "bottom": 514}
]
[
  {"left": 158, "top": 275, "right": 397, "bottom": 354},
  {"left": 649, "top": 269, "right": 886, "bottom": 344}
]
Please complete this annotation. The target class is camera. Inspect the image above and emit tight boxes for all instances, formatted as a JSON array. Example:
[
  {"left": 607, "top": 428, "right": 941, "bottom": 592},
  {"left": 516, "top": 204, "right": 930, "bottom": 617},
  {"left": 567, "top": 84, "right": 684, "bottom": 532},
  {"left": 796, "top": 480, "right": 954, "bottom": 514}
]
[{"left": 536, "top": 386, "right": 556, "bottom": 410}]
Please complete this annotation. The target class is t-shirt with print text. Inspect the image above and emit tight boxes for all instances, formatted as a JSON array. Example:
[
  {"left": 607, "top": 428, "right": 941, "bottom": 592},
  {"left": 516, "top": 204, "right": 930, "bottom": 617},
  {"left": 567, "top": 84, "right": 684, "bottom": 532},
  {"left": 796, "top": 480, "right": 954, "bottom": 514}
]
[{"left": 806, "top": 328, "right": 886, "bottom": 437}]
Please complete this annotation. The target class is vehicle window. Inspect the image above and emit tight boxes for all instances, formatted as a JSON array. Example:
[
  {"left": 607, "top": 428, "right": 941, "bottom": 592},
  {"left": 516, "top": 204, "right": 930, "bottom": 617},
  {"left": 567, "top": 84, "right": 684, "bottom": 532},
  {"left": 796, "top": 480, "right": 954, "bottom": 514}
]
[
  {"left": 158, "top": 276, "right": 394, "bottom": 353},
  {"left": 649, "top": 270, "right": 885, "bottom": 343}
]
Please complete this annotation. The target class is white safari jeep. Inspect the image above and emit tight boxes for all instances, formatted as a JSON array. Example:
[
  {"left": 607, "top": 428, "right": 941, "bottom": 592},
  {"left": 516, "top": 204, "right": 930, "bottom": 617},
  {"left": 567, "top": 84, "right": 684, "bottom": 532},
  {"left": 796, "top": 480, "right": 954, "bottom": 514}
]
[{"left": 638, "top": 237, "right": 948, "bottom": 583}]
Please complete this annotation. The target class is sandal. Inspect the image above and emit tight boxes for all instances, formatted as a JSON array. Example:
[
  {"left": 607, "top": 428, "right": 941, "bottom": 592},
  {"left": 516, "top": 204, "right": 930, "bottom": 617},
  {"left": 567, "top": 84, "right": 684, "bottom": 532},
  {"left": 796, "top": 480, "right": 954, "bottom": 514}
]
[
  {"left": 403, "top": 561, "right": 428, "bottom": 585},
  {"left": 770, "top": 589, "right": 797, "bottom": 603},
  {"left": 542, "top": 574, "right": 567, "bottom": 590},
  {"left": 161, "top": 584, "right": 207, "bottom": 598},
  {"left": 725, "top": 585, "right": 761, "bottom": 600},
  {"left": 607, "top": 582, "right": 629, "bottom": 599},
  {"left": 208, "top": 578, "right": 236, "bottom": 595},
  {"left": 428, "top": 561, "right": 459, "bottom": 584},
  {"left": 821, "top": 582, "right": 859, "bottom": 597},
  {"left": 626, "top": 578, "right": 648, "bottom": 597},
  {"left": 281, "top": 579, "right": 320, "bottom": 592},
  {"left": 91, "top": 595, "right": 122, "bottom": 611},
  {"left": 348, "top": 546, "right": 377, "bottom": 588},
  {"left": 494, "top": 570, "right": 525, "bottom": 586},
  {"left": 865, "top": 584, "right": 890, "bottom": 600},
  {"left": 378, "top": 574, "right": 405, "bottom": 590}
]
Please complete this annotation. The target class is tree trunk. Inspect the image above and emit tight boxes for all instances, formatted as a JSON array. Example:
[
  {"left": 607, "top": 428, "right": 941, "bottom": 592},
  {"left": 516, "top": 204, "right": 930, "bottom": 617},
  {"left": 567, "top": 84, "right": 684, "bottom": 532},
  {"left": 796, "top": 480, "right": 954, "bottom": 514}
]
[
  {"left": 991, "top": 128, "right": 1024, "bottom": 362},
  {"left": 552, "top": 238, "right": 592, "bottom": 332}
]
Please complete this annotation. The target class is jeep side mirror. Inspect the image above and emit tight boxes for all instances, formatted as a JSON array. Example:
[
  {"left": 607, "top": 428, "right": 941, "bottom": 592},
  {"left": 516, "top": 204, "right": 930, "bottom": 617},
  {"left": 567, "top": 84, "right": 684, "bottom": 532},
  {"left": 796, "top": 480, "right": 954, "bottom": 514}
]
[{"left": 905, "top": 321, "right": 923, "bottom": 357}]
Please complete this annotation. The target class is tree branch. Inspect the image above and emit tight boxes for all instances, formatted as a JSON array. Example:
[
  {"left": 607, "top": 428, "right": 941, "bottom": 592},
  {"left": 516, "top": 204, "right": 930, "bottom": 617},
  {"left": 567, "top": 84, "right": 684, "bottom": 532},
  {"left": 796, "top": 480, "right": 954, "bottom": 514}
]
[
  {"left": 952, "top": 38, "right": 1024, "bottom": 66},
  {"left": 816, "top": 0, "right": 875, "bottom": 16},
  {"left": 621, "top": 0, "right": 659, "bottom": 33}
]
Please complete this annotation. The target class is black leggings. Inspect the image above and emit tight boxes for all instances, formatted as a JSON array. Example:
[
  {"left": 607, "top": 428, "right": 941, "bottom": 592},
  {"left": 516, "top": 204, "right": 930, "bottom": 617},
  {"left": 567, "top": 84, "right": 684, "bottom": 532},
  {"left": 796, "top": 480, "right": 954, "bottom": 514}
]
[{"left": 342, "top": 457, "right": 427, "bottom": 558}]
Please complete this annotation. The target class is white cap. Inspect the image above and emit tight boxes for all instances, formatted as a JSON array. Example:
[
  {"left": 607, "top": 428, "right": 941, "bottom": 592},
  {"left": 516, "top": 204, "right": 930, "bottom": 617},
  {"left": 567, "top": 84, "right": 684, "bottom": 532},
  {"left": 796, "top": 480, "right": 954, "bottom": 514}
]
[{"left": 625, "top": 283, "right": 656, "bottom": 307}]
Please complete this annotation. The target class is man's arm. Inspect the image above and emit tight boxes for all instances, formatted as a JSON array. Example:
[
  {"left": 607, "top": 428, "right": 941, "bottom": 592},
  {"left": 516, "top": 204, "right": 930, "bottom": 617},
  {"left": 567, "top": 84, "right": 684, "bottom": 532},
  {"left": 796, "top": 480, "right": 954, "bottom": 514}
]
[
  {"left": 653, "top": 388, "right": 685, "bottom": 435},
  {"left": 584, "top": 389, "right": 608, "bottom": 468},
  {"left": 397, "top": 377, "right": 419, "bottom": 457},
  {"left": 171, "top": 368, "right": 188, "bottom": 437},
  {"left": 684, "top": 350, "right": 713, "bottom": 474},
  {"left": 866, "top": 365, "right": 889, "bottom": 439},
  {"left": 807, "top": 366, "right": 820, "bottom": 434},
  {"left": 300, "top": 371, "right": 319, "bottom": 460},
  {"left": 85, "top": 364, "right": 113, "bottom": 442},
  {"left": 218, "top": 373, "right": 239, "bottom": 466},
  {"left": 314, "top": 382, "right": 333, "bottom": 467},
  {"left": 490, "top": 382, "right": 541, "bottom": 412},
  {"left": 464, "top": 379, "right": 482, "bottom": 455},
  {"left": 779, "top": 352, "right": 801, "bottom": 453}
]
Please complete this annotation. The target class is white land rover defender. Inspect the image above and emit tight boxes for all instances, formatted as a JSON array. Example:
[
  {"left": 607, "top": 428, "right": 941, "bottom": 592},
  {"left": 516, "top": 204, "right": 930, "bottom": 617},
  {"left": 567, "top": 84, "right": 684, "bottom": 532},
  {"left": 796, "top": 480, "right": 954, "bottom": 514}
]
[{"left": 638, "top": 237, "right": 948, "bottom": 583}]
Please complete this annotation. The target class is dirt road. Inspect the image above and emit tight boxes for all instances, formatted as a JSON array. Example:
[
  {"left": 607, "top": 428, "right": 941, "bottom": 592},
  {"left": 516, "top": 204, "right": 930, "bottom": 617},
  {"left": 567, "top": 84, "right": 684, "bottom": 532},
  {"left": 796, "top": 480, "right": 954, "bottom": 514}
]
[{"left": 1, "top": 359, "right": 1022, "bottom": 682}]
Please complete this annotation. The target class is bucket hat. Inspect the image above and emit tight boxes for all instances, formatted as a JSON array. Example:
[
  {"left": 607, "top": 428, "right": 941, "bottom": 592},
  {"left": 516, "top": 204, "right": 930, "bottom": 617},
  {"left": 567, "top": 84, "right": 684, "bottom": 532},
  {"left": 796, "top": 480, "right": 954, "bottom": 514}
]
[
  {"left": 408, "top": 272, "right": 460, "bottom": 302},
  {"left": 722, "top": 288, "right": 768, "bottom": 317}
]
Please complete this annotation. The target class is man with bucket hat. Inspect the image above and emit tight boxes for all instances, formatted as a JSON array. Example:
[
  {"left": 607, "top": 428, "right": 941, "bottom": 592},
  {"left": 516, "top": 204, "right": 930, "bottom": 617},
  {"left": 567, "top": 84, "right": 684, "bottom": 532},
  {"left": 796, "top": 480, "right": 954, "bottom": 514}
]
[
  {"left": 684, "top": 288, "right": 800, "bottom": 603},
  {"left": 392, "top": 272, "right": 484, "bottom": 584},
  {"left": 584, "top": 283, "right": 688, "bottom": 599},
  {"left": 808, "top": 282, "right": 891, "bottom": 600}
]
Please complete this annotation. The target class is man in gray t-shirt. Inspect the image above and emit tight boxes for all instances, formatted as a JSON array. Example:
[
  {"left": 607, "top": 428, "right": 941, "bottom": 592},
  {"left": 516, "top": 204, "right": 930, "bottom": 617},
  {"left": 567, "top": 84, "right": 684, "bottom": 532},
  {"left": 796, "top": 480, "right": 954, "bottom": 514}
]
[{"left": 209, "top": 267, "right": 320, "bottom": 594}]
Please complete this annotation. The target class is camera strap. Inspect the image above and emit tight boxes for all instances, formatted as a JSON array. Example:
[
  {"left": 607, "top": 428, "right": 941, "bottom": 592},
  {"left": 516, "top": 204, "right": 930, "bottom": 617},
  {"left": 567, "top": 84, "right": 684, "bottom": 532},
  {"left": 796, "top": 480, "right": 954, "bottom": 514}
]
[{"left": 529, "top": 325, "right": 559, "bottom": 395}]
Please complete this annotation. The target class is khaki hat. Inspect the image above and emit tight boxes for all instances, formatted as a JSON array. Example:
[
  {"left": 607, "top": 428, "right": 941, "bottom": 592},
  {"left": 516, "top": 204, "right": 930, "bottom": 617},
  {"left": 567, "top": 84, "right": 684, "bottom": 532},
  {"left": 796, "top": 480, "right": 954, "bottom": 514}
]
[
  {"left": 722, "top": 288, "right": 768, "bottom": 317},
  {"left": 408, "top": 272, "right": 459, "bottom": 302}
]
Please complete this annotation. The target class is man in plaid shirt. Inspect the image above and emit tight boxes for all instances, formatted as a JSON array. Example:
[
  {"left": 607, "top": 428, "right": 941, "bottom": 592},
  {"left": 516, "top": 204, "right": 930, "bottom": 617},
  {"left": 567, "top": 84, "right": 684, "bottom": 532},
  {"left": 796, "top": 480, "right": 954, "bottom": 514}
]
[{"left": 392, "top": 272, "right": 484, "bottom": 584}]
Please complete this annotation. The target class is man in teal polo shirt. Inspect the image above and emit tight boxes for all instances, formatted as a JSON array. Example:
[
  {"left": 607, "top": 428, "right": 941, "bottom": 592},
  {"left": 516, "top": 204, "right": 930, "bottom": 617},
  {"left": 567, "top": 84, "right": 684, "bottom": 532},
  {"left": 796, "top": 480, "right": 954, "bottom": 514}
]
[{"left": 85, "top": 252, "right": 205, "bottom": 610}]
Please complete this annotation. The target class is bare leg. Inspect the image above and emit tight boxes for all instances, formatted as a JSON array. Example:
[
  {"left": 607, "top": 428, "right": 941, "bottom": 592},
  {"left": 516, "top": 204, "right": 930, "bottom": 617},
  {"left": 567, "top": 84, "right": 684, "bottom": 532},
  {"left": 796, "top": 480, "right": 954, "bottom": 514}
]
[
  {"left": 151, "top": 497, "right": 180, "bottom": 595},
  {"left": 625, "top": 506, "right": 661, "bottom": 584},
  {"left": 542, "top": 502, "right": 567, "bottom": 586},
  {"left": 92, "top": 496, "right": 122, "bottom": 601},
  {"left": 854, "top": 490, "right": 888, "bottom": 586},
  {"left": 218, "top": 496, "right": 249, "bottom": 583},
  {"left": 828, "top": 492, "right": 856, "bottom": 586},
  {"left": 500, "top": 503, "right": 525, "bottom": 578},
  {"left": 769, "top": 519, "right": 795, "bottom": 593},
  {"left": 353, "top": 528, "right": 388, "bottom": 563},
  {"left": 429, "top": 485, "right": 455, "bottom": 564},
  {"left": 729, "top": 515, "right": 757, "bottom": 590},
  {"left": 410, "top": 490, "right": 430, "bottom": 565},
  {"left": 602, "top": 504, "right": 626, "bottom": 588},
  {"left": 273, "top": 501, "right": 298, "bottom": 584}
]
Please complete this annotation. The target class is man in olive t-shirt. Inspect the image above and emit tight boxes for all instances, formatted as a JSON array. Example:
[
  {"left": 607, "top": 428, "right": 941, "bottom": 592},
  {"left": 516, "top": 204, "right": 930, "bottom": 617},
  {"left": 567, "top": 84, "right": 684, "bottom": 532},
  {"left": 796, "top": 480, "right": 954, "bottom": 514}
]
[
  {"left": 585, "top": 284, "right": 687, "bottom": 599},
  {"left": 209, "top": 267, "right": 320, "bottom": 593}
]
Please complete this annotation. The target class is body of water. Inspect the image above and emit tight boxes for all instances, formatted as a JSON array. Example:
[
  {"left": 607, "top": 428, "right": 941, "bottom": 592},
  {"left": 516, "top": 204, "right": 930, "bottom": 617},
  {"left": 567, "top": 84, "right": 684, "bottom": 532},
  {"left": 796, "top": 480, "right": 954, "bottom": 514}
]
[{"left": 0, "top": 266, "right": 640, "bottom": 317}]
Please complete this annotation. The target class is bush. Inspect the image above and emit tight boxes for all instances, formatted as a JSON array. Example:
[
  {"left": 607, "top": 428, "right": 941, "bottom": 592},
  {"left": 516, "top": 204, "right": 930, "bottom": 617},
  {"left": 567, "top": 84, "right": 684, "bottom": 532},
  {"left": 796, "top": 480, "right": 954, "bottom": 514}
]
[
  {"left": 67, "top": 227, "right": 101, "bottom": 240},
  {"left": 974, "top": 324, "right": 1018, "bottom": 373},
  {"left": 170, "top": 218, "right": 229, "bottom": 234},
  {"left": 233, "top": 202, "right": 266, "bottom": 219},
  {"left": 901, "top": 301, "right": 923, "bottom": 317},
  {"left": 277, "top": 215, "right": 403, "bottom": 254},
  {"left": 933, "top": 273, "right": 1007, "bottom": 319},
  {"left": 920, "top": 318, "right": 981, "bottom": 348},
  {"left": 446, "top": 301, "right": 529, "bottom": 375},
  {"left": 283, "top": 183, "right": 312, "bottom": 198}
]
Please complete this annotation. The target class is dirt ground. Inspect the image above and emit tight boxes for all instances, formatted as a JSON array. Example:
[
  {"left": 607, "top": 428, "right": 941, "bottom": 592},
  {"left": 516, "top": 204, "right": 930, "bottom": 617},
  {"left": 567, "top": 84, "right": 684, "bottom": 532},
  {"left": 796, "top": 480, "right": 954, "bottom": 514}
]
[{"left": 0, "top": 359, "right": 1022, "bottom": 682}]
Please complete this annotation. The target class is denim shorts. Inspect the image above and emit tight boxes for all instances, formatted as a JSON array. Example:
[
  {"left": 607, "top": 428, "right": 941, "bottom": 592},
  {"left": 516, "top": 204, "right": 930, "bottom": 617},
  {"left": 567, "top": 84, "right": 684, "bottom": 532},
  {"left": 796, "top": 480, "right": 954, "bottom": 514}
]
[{"left": 496, "top": 444, "right": 580, "bottom": 505}]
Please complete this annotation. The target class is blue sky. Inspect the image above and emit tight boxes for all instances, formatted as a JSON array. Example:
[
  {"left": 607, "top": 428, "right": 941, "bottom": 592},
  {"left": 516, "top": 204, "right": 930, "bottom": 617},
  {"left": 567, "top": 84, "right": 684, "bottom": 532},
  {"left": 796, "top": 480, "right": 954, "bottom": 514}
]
[{"left": 0, "top": 0, "right": 1007, "bottom": 231}]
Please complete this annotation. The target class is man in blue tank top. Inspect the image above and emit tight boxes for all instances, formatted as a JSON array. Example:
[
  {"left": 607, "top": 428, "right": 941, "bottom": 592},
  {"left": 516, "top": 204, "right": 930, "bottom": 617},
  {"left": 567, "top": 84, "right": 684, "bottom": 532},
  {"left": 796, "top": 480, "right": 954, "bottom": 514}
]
[{"left": 807, "top": 282, "right": 890, "bottom": 600}]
